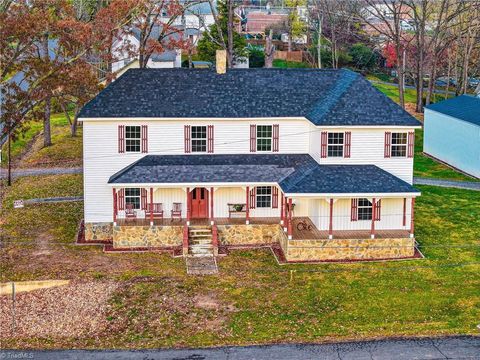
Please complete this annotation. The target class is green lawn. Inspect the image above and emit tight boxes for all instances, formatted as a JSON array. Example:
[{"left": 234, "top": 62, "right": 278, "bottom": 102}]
[
  {"left": 372, "top": 82, "right": 418, "bottom": 104},
  {"left": 1, "top": 112, "right": 82, "bottom": 168},
  {"left": 273, "top": 59, "right": 310, "bottom": 68},
  {"left": 1, "top": 173, "right": 479, "bottom": 348},
  {"left": 414, "top": 129, "right": 479, "bottom": 182}
]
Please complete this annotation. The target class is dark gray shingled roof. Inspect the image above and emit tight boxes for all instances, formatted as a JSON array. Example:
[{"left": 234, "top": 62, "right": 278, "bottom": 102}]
[
  {"left": 79, "top": 68, "right": 420, "bottom": 127},
  {"left": 108, "top": 154, "right": 419, "bottom": 194},
  {"left": 425, "top": 95, "right": 480, "bottom": 127}
]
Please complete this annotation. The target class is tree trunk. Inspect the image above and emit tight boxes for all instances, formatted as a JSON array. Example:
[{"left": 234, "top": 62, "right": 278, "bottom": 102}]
[
  {"left": 445, "top": 51, "right": 451, "bottom": 100},
  {"left": 425, "top": 61, "right": 437, "bottom": 106},
  {"left": 43, "top": 96, "right": 52, "bottom": 147},
  {"left": 227, "top": 0, "right": 234, "bottom": 68},
  {"left": 7, "top": 128, "right": 12, "bottom": 186},
  {"left": 317, "top": 14, "right": 322, "bottom": 69},
  {"left": 265, "top": 29, "right": 274, "bottom": 68},
  {"left": 71, "top": 109, "right": 79, "bottom": 137},
  {"left": 396, "top": 48, "right": 405, "bottom": 109}
]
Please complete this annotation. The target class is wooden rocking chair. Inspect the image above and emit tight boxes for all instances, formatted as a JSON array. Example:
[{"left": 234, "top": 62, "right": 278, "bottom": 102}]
[
  {"left": 171, "top": 202, "right": 182, "bottom": 221},
  {"left": 125, "top": 203, "right": 137, "bottom": 220},
  {"left": 150, "top": 203, "right": 164, "bottom": 219}
]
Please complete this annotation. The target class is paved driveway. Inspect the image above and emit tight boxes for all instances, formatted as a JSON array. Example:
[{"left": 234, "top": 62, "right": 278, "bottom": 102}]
[{"left": 1, "top": 336, "right": 478, "bottom": 360}]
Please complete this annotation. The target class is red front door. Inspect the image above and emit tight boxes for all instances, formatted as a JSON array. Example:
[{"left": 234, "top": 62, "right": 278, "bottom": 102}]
[{"left": 190, "top": 187, "right": 208, "bottom": 218}]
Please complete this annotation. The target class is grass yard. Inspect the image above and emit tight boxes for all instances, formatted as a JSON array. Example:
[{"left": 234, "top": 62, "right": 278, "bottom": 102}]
[
  {"left": 371, "top": 82, "right": 418, "bottom": 104},
  {"left": 1, "top": 173, "right": 479, "bottom": 348},
  {"left": 273, "top": 59, "right": 310, "bottom": 68},
  {"left": 1, "top": 112, "right": 82, "bottom": 168}
]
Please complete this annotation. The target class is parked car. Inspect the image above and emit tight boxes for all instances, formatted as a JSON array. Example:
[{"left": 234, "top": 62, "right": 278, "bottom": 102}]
[
  {"left": 435, "top": 77, "right": 456, "bottom": 87},
  {"left": 468, "top": 77, "right": 480, "bottom": 88}
]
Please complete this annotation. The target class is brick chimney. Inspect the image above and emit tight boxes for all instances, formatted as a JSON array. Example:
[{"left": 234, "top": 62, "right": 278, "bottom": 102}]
[{"left": 216, "top": 50, "right": 227, "bottom": 74}]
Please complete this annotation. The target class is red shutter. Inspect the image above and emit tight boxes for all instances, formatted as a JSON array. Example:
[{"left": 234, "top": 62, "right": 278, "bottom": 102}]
[
  {"left": 407, "top": 131, "right": 414, "bottom": 158},
  {"left": 384, "top": 132, "right": 391, "bottom": 158},
  {"left": 207, "top": 125, "right": 214, "bottom": 153},
  {"left": 118, "top": 125, "right": 125, "bottom": 153},
  {"left": 321, "top": 131, "right": 327, "bottom": 158},
  {"left": 272, "top": 186, "right": 278, "bottom": 208},
  {"left": 141, "top": 188, "right": 147, "bottom": 210},
  {"left": 249, "top": 187, "right": 256, "bottom": 209},
  {"left": 344, "top": 131, "right": 351, "bottom": 158},
  {"left": 351, "top": 198, "right": 358, "bottom": 221},
  {"left": 184, "top": 125, "right": 191, "bottom": 153},
  {"left": 141, "top": 125, "right": 148, "bottom": 153},
  {"left": 273, "top": 124, "right": 279, "bottom": 152},
  {"left": 375, "top": 199, "right": 382, "bottom": 221},
  {"left": 118, "top": 189, "right": 125, "bottom": 210},
  {"left": 250, "top": 124, "right": 256, "bottom": 152}
]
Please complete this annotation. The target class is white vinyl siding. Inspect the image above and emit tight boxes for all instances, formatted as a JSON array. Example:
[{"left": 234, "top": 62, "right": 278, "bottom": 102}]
[
  {"left": 310, "top": 127, "right": 415, "bottom": 184},
  {"left": 82, "top": 118, "right": 416, "bottom": 223}
]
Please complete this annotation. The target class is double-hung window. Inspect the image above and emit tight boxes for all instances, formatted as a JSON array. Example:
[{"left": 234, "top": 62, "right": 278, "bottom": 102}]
[
  {"left": 125, "top": 188, "right": 141, "bottom": 210},
  {"left": 256, "top": 186, "right": 272, "bottom": 208},
  {"left": 391, "top": 132, "right": 408, "bottom": 157},
  {"left": 327, "top": 132, "right": 344, "bottom": 157},
  {"left": 358, "top": 198, "right": 373, "bottom": 220},
  {"left": 191, "top": 126, "right": 207, "bottom": 153},
  {"left": 257, "top": 125, "right": 272, "bottom": 152},
  {"left": 125, "top": 126, "right": 141, "bottom": 152}
]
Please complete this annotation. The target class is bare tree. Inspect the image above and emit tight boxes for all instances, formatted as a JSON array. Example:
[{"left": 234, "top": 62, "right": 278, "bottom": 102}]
[{"left": 360, "top": 0, "right": 411, "bottom": 108}]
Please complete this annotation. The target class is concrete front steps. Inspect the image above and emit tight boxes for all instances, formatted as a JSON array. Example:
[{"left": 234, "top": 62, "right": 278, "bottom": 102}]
[{"left": 188, "top": 226, "right": 214, "bottom": 257}]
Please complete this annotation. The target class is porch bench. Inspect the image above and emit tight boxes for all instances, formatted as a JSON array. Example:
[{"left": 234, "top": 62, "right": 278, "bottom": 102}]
[{"left": 228, "top": 203, "right": 247, "bottom": 218}]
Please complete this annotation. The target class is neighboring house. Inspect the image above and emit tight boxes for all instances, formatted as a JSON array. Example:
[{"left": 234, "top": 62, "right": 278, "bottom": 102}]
[
  {"left": 424, "top": 95, "right": 480, "bottom": 179},
  {"left": 78, "top": 52, "right": 421, "bottom": 262},
  {"left": 111, "top": 28, "right": 182, "bottom": 74}
]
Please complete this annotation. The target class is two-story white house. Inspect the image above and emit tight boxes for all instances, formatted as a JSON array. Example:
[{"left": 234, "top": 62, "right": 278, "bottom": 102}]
[{"left": 78, "top": 52, "right": 421, "bottom": 262}]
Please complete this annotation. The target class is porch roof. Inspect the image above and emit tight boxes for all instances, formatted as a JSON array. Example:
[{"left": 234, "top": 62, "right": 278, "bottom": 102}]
[{"left": 108, "top": 154, "right": 419, "bottom": 195}]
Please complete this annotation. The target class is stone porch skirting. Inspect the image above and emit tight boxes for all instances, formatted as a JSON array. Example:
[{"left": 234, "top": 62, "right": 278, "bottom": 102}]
[
  {"left": 84, "top": 222, "right": 416, "bottom": 261},
  {"left": 282, "top": 237, "right": 416, "bottom": 261}
]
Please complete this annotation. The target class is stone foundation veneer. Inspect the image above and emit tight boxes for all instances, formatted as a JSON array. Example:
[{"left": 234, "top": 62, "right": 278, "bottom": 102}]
[
  {"left": 217, "top": 224, "right": 283, "bottom": 245},
  {"left": 113, "top": 225, "right": 183, "bottom": 248},
  {"left": 283, "top": 237, "right": 415, "bottom": 261},
  {"left": 85, "top": 222, "right": 113, "bottom": 241},
  {"left": 87, "top": 221, "right": 415, "bottom": 261}
]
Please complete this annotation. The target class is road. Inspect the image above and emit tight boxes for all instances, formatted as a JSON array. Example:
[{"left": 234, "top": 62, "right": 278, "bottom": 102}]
[
  {"left": 0, "top": 166, "right": 82, "bottom": 179},
  {"left": 369, "top": 80, "right": 457, "bottom": 96},
  {"left": 413, "top": 177, "right": 480, "bottom": 191},
  {"left": 1, "top": 336, "right": 479, "bottom": 360}
]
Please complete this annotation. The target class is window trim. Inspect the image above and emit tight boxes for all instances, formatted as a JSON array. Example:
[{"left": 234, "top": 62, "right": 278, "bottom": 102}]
[
  {"left": 256, "top": 125, "right": 273, "bottom": 152},
  {"left": 256, "top": 186, "right": 272, "bottom": 208},
  {"left": 190, "top": 125, "right": 208, "bottom": 153},
  {"left": 357, "top": 198, "right": 373, "bottom": 221},
  {"left": 125, "top": 188, "right": 141, "bottom": 210},
  {"left": 390, "top": 132, "right": 408, "bottom": 158},
  {"left": 125, "top": 125, "right": 141, "bottom": 153},
  {"left": 327, "top": 132, "right": 345, "bottom": 158}
]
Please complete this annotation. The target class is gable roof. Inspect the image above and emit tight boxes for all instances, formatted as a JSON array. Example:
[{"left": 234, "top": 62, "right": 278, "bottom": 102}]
[
  {"left": 108, "top": 154, "right": 419, "bottom": 195},
  {"left": 79, "top": 68, "right": 420, "bottom": 127},
  {"left": 426, "top": 95, "right": 480, "bottom": 127}
]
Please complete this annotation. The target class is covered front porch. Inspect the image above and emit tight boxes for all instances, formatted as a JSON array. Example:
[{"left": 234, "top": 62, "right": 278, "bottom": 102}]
[{"left": 102, "top": 153, "right": 420, "bottom": 261}]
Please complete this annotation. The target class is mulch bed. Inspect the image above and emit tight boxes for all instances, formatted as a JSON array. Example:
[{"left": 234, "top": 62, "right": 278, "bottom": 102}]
[{"left": 0, "top": 281, "right": 118, "bottom": 339}]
